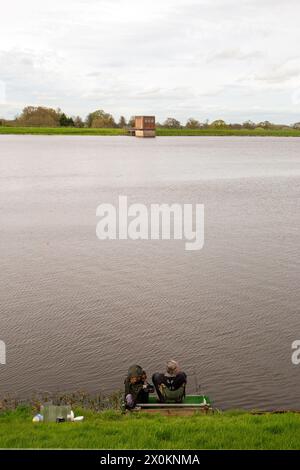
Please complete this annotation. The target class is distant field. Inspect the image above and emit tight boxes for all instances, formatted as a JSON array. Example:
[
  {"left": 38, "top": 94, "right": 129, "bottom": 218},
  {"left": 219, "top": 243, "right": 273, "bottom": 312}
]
[
  {"left": 0, "top": 408, "right": 300, "bottom": 449},
  {"left": 0, "top": 126, "right": 126, "bottom": 135},
  {"left": 1, "top": 126, "right": 300, "bottom": 136},
  {"left": 157, "top": 128, "right": 300, "bottom": 137}
]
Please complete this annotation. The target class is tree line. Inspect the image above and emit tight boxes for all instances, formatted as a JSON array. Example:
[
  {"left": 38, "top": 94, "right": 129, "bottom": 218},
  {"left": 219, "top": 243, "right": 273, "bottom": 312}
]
[{"left": 0, "top": 106, "right": 299, "bottom": 130}]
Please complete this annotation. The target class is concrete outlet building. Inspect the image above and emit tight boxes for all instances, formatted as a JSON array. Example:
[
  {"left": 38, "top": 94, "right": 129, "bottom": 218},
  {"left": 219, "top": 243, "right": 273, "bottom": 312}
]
[{"left": 134, "top": 116, "right": 156, "bottom": 137}]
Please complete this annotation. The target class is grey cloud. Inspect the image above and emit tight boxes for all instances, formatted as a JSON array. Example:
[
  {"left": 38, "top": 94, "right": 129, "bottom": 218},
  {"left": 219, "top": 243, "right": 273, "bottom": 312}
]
[
  {"left": 0, "top": 0, "right": 300, "bottom": 121},
  {"left": 255, "top": 65, "right": 300, "bottom": 85},
  {"left": 208, "top": 49, "right": 263, "bottom": 63}
]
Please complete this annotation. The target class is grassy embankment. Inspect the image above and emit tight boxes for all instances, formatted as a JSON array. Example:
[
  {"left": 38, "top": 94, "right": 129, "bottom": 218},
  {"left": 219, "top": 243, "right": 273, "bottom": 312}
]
[
  {"left": 0, "top": 407, "right": 299, "bottom": 449},
  {"left": 0, "top": 126, "right": 126, "bottom": 136},
  {"left": 1, "top": 126, "right": 300, "bottom": 136}
]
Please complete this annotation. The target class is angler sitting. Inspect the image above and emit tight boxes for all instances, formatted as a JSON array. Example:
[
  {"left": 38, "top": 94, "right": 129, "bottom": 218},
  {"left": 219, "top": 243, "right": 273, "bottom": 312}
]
[
  {"left": 152, "top": 360, "right": 187, "bottom": 403},
  {"left": 124, "top": 364, "right": 154, "bottom": 410}
]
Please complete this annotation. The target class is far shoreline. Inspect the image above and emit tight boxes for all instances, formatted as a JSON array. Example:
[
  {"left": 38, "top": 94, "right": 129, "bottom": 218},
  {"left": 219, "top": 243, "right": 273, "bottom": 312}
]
[{"left": 1, "top": 126, "right": 300, "bottom": 137}]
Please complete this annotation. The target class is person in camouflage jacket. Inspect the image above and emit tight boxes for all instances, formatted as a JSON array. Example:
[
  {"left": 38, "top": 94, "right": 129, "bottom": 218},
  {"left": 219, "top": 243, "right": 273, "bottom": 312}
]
[{"left": 124, "top": 365, "right": 152, "bottom": 409}]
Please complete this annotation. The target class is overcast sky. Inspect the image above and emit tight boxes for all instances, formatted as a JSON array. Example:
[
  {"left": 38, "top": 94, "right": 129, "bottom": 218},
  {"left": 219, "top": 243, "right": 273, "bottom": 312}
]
[{"left": 1, "top": 0, "right": 300, "bottom": 123}]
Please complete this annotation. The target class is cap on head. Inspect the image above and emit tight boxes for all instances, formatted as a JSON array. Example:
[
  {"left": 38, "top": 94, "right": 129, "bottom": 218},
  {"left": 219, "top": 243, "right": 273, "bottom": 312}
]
[{"left": 166, "top": 360, "right": 179, "bottom": 375}]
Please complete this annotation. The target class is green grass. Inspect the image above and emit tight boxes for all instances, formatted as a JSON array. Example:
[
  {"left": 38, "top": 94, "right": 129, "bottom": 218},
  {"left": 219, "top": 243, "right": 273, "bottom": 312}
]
[
  {"left": 1, "top": 126, "right": 300, "bottom": 136},
  {"left": 0, "top": 407, "right": 300, "bottom": 449},
  {"left": 0, "top": 126, "right": 126, "bottom": 135},
  {"left": 157, "top": 127, "right": 300, "bottom": 137}
]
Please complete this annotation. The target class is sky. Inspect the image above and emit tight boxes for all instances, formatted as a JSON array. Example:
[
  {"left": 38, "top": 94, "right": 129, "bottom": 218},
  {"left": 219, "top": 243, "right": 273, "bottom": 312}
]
[{"left": 0, "top": 0, "right": 300, "bottom": 124}]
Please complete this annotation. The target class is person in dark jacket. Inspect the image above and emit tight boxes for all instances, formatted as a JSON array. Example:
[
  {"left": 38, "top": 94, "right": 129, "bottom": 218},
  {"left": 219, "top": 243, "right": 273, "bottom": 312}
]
[
  {"left": 152, "top": 360, "right": 187, "bottom": 403},
  {"left": 124, "top": 365, "right": 153, "bottom": 410}
]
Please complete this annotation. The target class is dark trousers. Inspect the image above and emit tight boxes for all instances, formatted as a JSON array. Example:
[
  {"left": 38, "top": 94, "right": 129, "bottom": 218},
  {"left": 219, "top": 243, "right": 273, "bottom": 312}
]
[
  {"left": 152, "top": 372, "right": 187, "bottom": 402},
  {"left": 125, "top": 387, "right": 149, "bottom": 409},
  {"left": 136, "top": 388, "right": 149, "bottom": 404}
]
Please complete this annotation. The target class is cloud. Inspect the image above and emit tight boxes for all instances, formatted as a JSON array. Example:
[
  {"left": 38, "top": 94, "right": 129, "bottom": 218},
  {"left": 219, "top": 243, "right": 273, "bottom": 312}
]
[
  {"left": 208, "top": 49, "right": 263, "bottom": 63},
  {"left": 0, "top": 0, "right": 300, "bottom": 122},
  {"left": 254, "top": 64, "right": 300, "bottom": 85}
]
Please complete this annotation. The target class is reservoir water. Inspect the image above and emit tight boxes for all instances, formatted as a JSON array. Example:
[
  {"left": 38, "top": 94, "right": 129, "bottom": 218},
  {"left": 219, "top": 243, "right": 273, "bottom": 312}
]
[{"left": 0, "top": 135, "right": 300, "bottom": 410}]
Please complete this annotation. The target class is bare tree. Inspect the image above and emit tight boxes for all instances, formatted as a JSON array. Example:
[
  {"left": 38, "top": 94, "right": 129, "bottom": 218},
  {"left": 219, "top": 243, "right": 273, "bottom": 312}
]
[
  {"left": 242, "top": 120, "right": 256, "bottom": 129},
  {"left": 257, "top": 121, "right": 273, "bottom": 129},
  {"left": 118, "top": 116, "right": 127, "bottom": 128},
  {"left": 128, "top": 116, "right": 135, "bottom": 127},
  {"left": 73, "top": 116, "right": 84, "bottom": 128},
  {"left": 163, "top": 117, "right": 181, "bottom": 128},
  {"left": 186, "top": 118, "right": 201, "bottom": 129}
]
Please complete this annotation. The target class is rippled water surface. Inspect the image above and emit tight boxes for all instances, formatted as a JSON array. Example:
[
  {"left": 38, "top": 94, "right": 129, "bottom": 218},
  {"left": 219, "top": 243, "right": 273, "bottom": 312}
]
[{"left": 0, "top": 135, "right": 300, "bottom": 409}]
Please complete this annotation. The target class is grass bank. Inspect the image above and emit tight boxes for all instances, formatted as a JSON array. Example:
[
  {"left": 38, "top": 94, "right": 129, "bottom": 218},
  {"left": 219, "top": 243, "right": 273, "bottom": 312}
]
[
  {"left": 1, "top": 126, "right": 300, "bottom": 137},
  {"left": 0, "top": 407, "right": 299, "bottom": 449},
  {"left": 157, "top": 128, "right": 300, "bottom": 137},
  {"left": 0, "top": 126, "right": 126, "bottom": 136}
]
